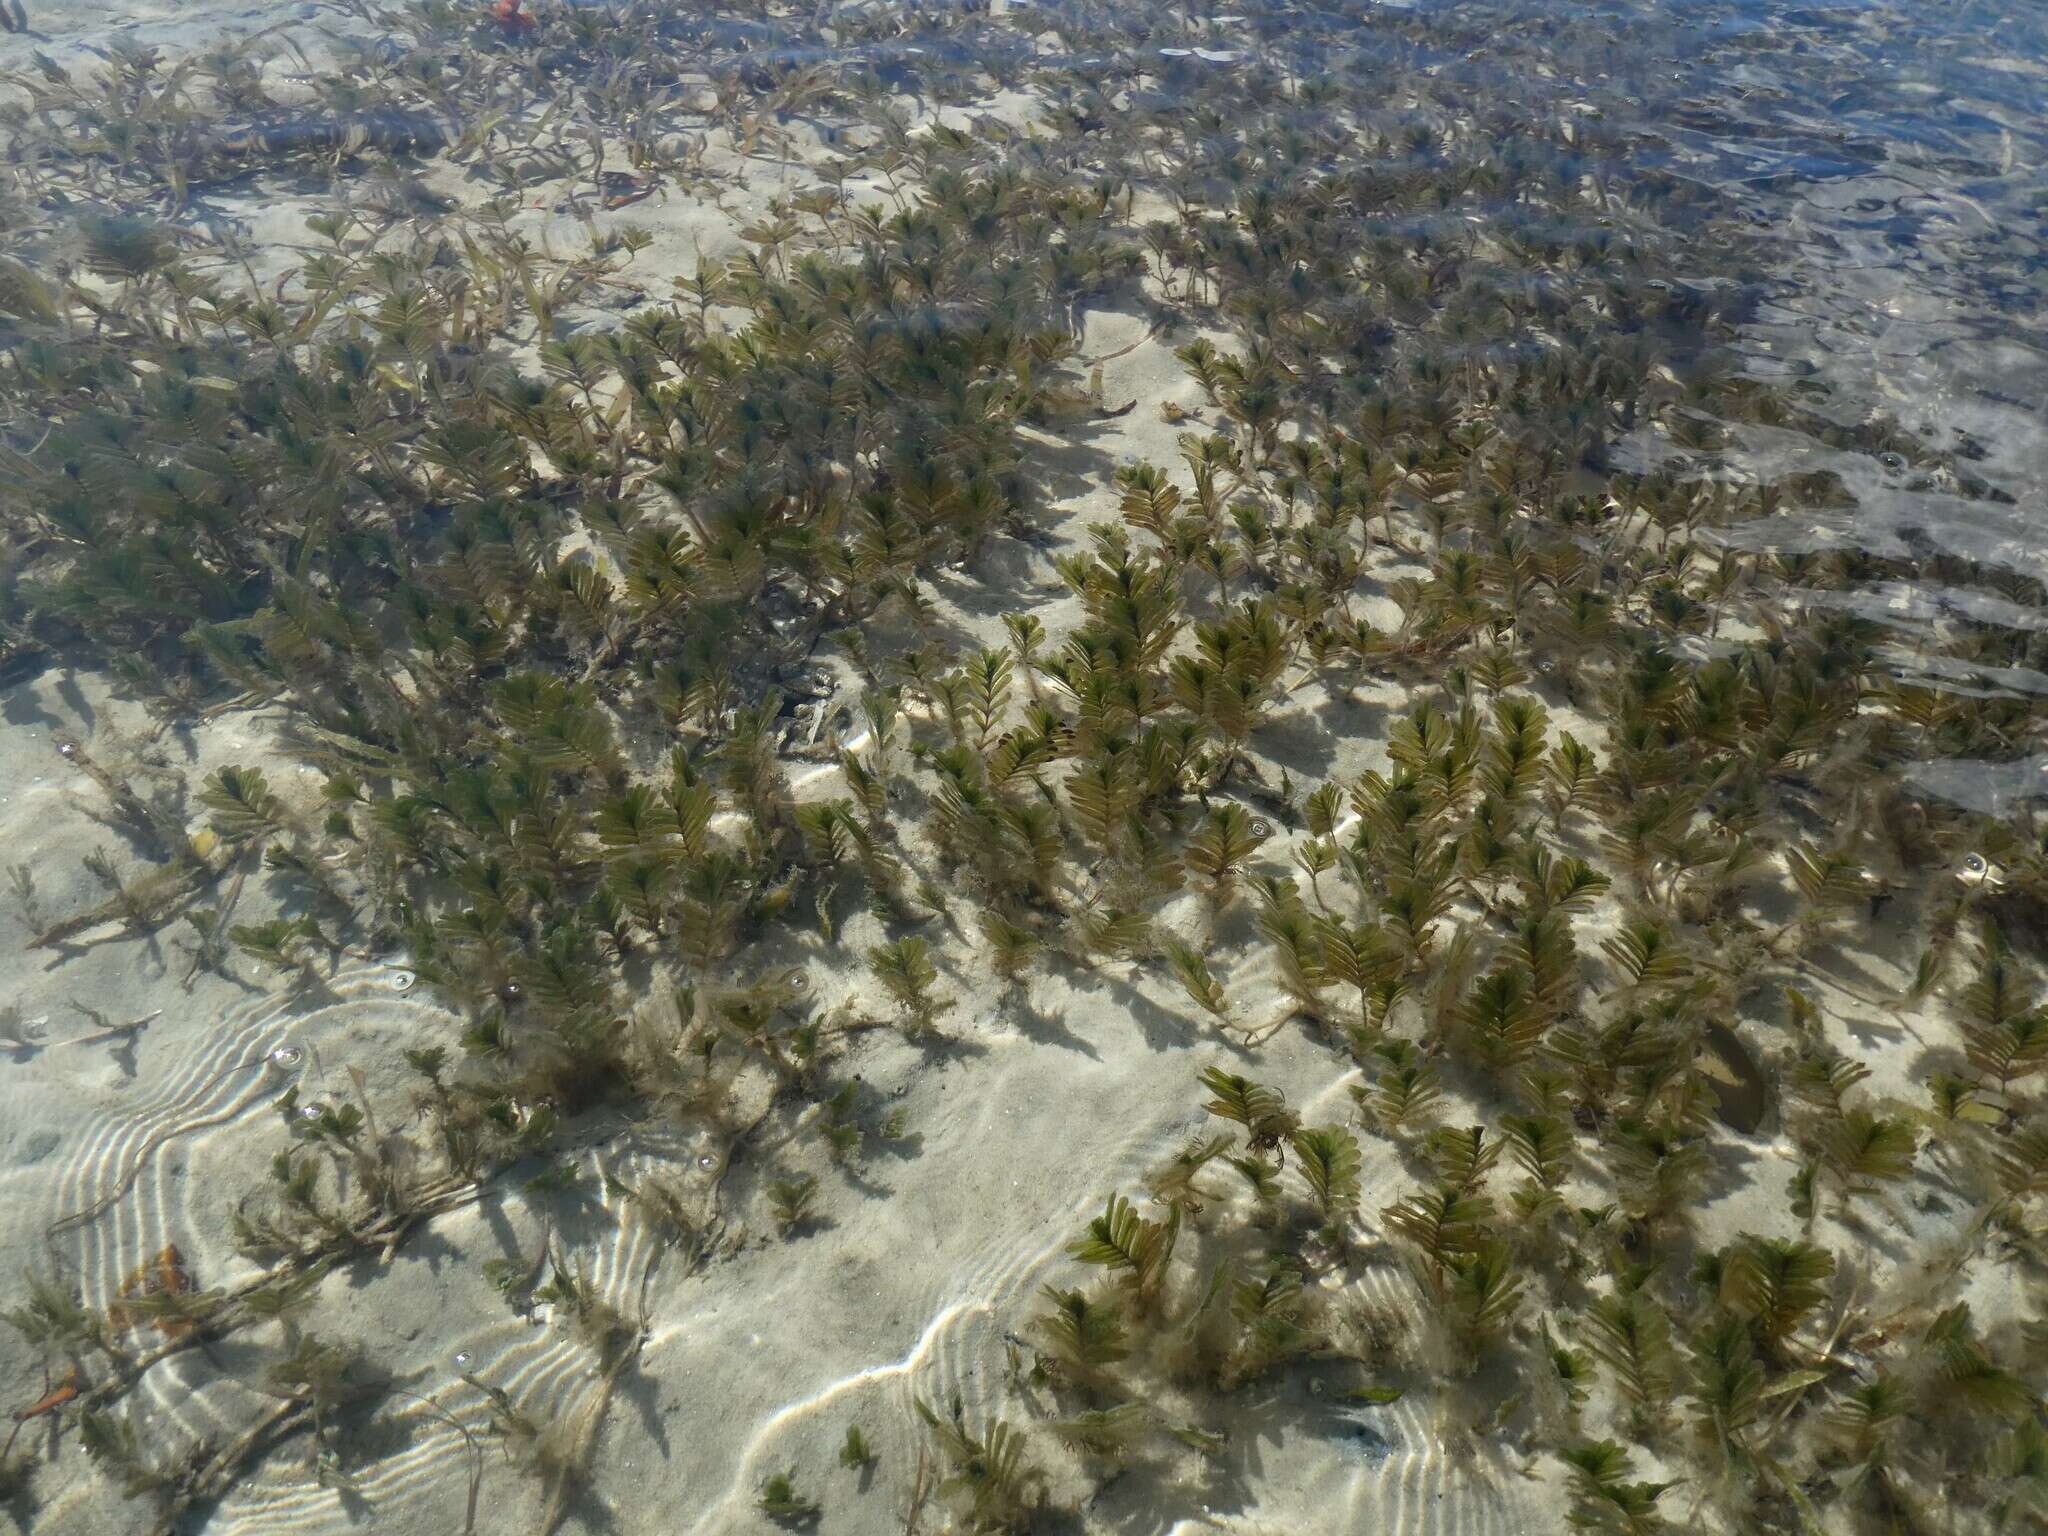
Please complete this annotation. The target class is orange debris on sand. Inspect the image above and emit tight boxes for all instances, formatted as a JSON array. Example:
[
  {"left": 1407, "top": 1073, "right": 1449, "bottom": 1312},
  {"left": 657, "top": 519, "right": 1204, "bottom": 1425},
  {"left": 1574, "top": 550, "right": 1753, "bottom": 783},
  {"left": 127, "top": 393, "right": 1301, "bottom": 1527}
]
[
  {"left": 3, "top": 1365, "right": 83, "bottom": 1460},
  {"left": 12, "top": 1367, "right": 81, "bottom": 1425},
  {"left": 107, "top": 1244, "right": 198, "bottom": 1340}
]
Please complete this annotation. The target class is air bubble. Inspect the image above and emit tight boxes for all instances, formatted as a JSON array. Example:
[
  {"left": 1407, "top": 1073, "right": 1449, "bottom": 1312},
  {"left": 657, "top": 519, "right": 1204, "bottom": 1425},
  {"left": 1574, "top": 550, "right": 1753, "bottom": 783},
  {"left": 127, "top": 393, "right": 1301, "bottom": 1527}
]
[
  {"left": 786, "top": 970, "right": 809, "bottom": 992},
  {"left": 1879, "top": 452, "right": 1905, "bottom": 472},
  {"left": 388, "top": 970, "right": 417, "bottom": 993},
  {"left": 697, "top": 1154, "right": 716, "bottom": 1170},
  {"left": 299, "top": 1102, "right": 325, "bottom": 1121},
  {"left": 1965, "top": 853, "right": 1987, "bottom": 873},
  {"left": 503, "top": 982, "right": 524, "bottom": 1000},
  {"left": 270, "top": 1045, "right": 304, "bottom": 1068},
  {"left": 453, "top": 1349, "right": 472, "bottom": 1367},
  {"left": 1251, "top": 819, "right": 1271, "bottom": 837},
  {"left": 56, "top": 742, "right": 76, "bottom": 759}
]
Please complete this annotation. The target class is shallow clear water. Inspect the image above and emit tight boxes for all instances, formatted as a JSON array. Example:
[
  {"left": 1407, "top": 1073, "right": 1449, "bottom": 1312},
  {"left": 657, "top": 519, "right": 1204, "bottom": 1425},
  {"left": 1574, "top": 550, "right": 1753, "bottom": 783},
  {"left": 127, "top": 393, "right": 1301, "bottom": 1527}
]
[{"left": 0, "top": 1, "right": 2044, "bottom": 1533}]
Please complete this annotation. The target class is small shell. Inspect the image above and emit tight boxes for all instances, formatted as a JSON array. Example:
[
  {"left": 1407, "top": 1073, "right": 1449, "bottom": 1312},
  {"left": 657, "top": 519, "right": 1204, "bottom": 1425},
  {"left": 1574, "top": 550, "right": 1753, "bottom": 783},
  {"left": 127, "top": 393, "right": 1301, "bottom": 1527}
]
[{"left": 1957, "top": 853, "right": 2007, "bottom": 892}]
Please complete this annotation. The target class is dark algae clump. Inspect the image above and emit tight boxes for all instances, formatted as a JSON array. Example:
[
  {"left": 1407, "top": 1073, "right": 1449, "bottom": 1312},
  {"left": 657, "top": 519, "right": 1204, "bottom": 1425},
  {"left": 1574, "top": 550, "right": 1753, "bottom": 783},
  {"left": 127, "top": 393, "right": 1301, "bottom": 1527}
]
[{"left": 1, "top": 0, "right": 2046, "bottom": 1532}]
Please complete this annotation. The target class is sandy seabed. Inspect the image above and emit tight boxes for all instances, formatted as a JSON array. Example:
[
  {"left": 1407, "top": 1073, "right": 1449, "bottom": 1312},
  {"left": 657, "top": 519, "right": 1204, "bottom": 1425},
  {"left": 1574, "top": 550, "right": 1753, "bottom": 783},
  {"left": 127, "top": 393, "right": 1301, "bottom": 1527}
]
[{"left": 0, "top": 2, "right": 2039, "bottom": 1535}]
